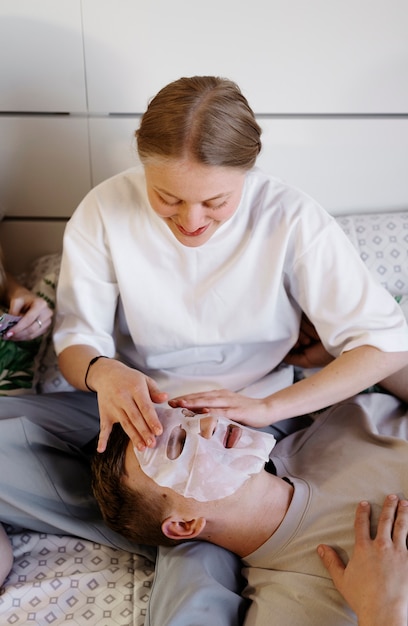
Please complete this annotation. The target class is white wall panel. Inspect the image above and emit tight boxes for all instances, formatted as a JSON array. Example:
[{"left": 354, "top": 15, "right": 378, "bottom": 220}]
[
  {"left": 0, "top": 1, "right": 406, "bottom": 270},
  {"left": 0, "top": 0, "right": 86, "bottom": 112},
  {"left": 88, "top": 117, "right": 141, "bottom": 187},
  {"left": 258, "top": 118, "right": 408, "bottom": 214},
  {"left": 82, "top": 0, "right": 408, "bottom": 114},
  {"left": 89, "top": 116, "right": 408, "bottom": 215},
  {"left": 0, "top": 117, "right": 91, "bottom": 217}
]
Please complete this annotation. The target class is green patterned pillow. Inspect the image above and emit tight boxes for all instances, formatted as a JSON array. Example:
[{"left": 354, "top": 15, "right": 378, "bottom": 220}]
[
  {"left": 0, "top": 252, "right": 60, "bottom": 396},
  {"left": 0, "top": 338, "right": 40, "bottom": 395}
]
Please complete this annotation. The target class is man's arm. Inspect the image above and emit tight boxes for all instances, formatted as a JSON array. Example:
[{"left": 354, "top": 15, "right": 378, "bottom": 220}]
[{"left": 285, "top": 313, "right": 408, "bottom": 403}]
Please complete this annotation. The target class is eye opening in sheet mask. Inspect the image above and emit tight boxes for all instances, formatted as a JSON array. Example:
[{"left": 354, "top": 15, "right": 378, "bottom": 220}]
[
  {"left": 166, "top": 425, "right": 186, "bottom": 460},
  {"left": 223, "top": 423, "right": 242, "bottom": 448}
]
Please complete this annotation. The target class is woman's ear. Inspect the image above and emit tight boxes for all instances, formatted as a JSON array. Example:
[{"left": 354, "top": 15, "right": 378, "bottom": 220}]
[{"left": 162, "top": 516, "right": 206, "bottom": 540}]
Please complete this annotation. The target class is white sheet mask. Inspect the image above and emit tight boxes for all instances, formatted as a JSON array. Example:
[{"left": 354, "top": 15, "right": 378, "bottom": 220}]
[{"left": 134, "top": 407, "right": 276, "bottom": 501}]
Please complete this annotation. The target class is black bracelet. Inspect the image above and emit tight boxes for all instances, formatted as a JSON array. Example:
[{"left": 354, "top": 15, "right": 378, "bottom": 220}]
[{"left": 85, "top": 355, "right": 110, "bottom": 392}]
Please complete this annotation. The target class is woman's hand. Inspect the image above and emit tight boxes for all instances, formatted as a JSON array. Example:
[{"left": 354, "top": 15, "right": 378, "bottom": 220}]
[
  {"left": 86, "top": 357, "right": 168, "bottom": 453},
  {"left": 317, "top": 495, "right": 408, "bottom": 626},
  {"left": 5, "top": 283, "right": 53, "bottom": 341},
  {"left": 168, "top": 389, "right": 271, "bottom": 427}
]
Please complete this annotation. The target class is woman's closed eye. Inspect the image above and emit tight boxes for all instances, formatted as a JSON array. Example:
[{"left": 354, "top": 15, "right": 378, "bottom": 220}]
[{"left": 157, "top": 193, "right": 181, "bottom": 207}]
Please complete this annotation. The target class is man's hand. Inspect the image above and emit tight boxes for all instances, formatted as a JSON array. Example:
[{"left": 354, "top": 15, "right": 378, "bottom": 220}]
[{"left": 317, "top": 495, "right": 408, "bottom": 626}]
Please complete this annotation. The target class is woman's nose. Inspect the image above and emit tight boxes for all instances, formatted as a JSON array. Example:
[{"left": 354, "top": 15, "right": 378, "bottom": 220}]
[{"left": 178, "top": 205, "right": 205, "bottom": 231}]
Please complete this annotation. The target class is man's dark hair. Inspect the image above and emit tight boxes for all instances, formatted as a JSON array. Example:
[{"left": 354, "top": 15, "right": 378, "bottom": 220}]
[{"left": 92, "top": 423, "right": 177, "bottom": 547}]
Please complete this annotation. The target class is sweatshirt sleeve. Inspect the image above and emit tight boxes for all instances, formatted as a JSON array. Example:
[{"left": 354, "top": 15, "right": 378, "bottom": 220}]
[
  {"left": 53, "top": 192, "right": 119, "bottom": 357},
  {"left": 290, "top": 219, "right": 408, "bottom": 355}
]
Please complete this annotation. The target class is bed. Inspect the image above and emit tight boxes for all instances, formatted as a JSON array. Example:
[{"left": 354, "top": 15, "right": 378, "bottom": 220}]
[
  {"left": 1, "top": 531, "right": 154, "bottom": 625},
  {"left": 1, "top": 209, "right": 408, "bottom": 624}
]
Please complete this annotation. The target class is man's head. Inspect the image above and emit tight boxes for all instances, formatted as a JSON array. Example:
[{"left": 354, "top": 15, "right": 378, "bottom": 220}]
[
  {"left": 92, "top": 409, "right": 276, "bottom": 547},
  {"left": 92, "top": 422, "right": 175, "bottom": 546},
  {"left": 134, "top": 408, "right": 276, "bottom": 501}
]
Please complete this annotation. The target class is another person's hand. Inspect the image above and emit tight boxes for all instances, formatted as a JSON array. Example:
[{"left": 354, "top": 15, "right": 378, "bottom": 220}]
[
  {"left": 5, "top": 283, "right": 53, "bottom": 341},
  {"left": 284, "top": 313, "right": 334, "bottom": 369},
  {"left": 317, "top": 495, "right": 408, "bottom": 626},
  {"left": 168, "top": 389, "right": 271, "bottom": 427},
  {"left": 87, "top": 357, "right": 168, "bottom": 453}
]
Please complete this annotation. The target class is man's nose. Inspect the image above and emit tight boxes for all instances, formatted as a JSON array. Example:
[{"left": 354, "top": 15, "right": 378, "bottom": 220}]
[{"left": 199, "top": 416, "right": 218, "bottom": 439}]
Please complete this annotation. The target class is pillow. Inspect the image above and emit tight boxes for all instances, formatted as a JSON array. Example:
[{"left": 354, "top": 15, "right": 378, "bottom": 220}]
[
  {"left": 335, "top": 212, "right": 408, "bottom": 296},
  {"left": 0, "top": 337, "right": 39, "bottom": 396},
  {"left": 29, "top": 254, "right": 74, "bottom": 394},
  {"left": 0, "top": 253, "right": 74, "bottom": 395}
]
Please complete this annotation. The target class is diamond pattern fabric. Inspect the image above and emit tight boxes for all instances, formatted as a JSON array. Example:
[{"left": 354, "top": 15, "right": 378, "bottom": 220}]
[{"left": 0, "top": 531, "right": 154, "bottom": 625}]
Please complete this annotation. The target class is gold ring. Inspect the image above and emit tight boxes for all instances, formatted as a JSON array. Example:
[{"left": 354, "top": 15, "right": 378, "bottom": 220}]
[{"left": 36, "top": 318, "right": 42, "bottom": 328}]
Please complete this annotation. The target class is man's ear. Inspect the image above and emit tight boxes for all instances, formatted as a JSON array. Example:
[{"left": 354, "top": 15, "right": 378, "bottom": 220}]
[{"left": 161, "top": 516, "right": 206, "bottom": 541}]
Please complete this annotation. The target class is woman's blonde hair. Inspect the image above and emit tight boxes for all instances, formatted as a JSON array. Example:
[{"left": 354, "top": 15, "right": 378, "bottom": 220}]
[{"left": 136, "top": 76, "right": 262, "bottom": 170}]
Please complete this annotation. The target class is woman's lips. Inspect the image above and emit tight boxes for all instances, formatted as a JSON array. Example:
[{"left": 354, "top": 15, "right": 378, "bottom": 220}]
[{"left": 176, "top": 223, "right": 210, "bottom": 237}]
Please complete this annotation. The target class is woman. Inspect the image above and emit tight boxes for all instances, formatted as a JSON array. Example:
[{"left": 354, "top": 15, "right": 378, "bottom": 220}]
[
  {"left": 1, "top": 76, "right": 408, "bottom": 625},
  {"left": 55, "top": 75, "right": 407, "bottom": 452}
]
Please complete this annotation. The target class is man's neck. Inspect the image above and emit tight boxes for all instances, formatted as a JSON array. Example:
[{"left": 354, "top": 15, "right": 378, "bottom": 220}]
[{"left": 200, "top": 471, "right": 294, "bottom": 558}]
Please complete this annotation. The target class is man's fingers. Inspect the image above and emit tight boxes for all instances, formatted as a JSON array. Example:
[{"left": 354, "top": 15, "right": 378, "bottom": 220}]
[
  {"left": 317, "top": 544, "right": 346, "bottom": 586},
  {"left": 374, "top": 494, "right": 399, "bottom": 542},
  {"left": 391, "top": 499, "right": 408, "bottom": 547},
  {"left": 353, "top": 500, "right": 372, "bottom": 543}
]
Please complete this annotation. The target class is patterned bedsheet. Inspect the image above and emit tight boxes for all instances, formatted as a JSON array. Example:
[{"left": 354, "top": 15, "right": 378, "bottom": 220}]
[{"left": 0, "top": 530, "right": 155, "bottom": 625}]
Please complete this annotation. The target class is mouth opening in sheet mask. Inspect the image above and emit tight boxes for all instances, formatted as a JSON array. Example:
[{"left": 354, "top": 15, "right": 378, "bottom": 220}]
[{"left": 134, "top": 408, "right": 276, "bottom": 502}]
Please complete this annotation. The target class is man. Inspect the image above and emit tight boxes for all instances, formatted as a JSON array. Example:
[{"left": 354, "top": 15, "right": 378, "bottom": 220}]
[{"left": 92, "top": 395, "right": 408, "bottom": 625}]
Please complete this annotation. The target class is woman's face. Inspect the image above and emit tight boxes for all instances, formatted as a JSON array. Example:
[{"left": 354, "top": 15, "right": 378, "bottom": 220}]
[{"left": 144, "top": 159, "right": 246, "bottom": 247}]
